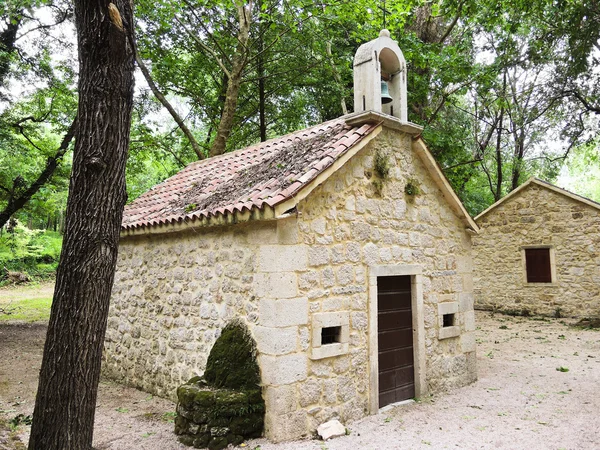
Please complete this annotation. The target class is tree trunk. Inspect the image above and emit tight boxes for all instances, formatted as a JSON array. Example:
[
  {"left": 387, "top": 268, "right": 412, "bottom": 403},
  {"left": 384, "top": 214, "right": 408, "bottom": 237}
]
[
  {"left": 209, "top": 1, "right": 252, "bottom": 157},
  {"left": 0, "top": 13, "right": 21, "bottom": 87},
  {"left": 257, "top": 7, "right": 267, "bottom": 142},
  {"left": 28, "top": 0, "right": 135, "bottom": 448}
]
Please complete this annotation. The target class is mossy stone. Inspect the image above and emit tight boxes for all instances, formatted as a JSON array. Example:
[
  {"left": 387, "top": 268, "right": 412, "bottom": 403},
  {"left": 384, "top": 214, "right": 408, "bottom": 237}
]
[
  {"left": 192, "top": 433, "right": 210, "bottom": 449},
  {"left": 203, "top": 321, "right": 260, "bottom": 390},
  {"left": 207, "top": 436, "right": 228, "bottom": 450},
  {"left": 207, "top": 417, "right": 229, "bottom": 428},
  {"left": 177, "top": 385, "right": 199, "bottom": 408},
  {"left": 194, "top": 389, "right": 216, "bottom": 408},
  {"left": 229, "top": 414, "right": 263, "bottom": 436},
  {"left": 214, "top": 390, "right": 248, "bottom": 406},
  {"left": 191, "top": 410, "right": 209, "bottom": 424},
  {"left": 174, "top": 415, "right": 189, "bottom": 434},
  {"left": 228, "top": 434, "right": 244, "bottom": 446},
  {"left": 178, "top": 435, "right": 195, "bottom": 446}
]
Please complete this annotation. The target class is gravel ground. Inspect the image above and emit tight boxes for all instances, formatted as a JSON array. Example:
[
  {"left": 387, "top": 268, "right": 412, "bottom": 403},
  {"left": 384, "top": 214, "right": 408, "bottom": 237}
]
[{"left": 1, "top": 311, "right": 599, "bottom": 450}]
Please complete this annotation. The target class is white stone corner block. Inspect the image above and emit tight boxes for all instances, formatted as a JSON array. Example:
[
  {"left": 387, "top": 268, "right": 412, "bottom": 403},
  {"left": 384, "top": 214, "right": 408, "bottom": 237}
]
[
  {"left": 459, "top": 292, "right": 474, "bottom": 312},
  {"left": 254, "top": 326, "right": 297, "bottom": 355},
  {"left": 259, "top": 297, "right": 308, "bottom": 327},
  {"left": 460, "top": 332, "right": 477, "bottom": 353},
  {"left": 259, "top": 353, "right": 308, "bottom": 385},
  {"left": 255, "top": 272, "right": 298, "bottom": 299},
  {"left": 259, "top": 245, "right": 308, "bottom": 272}
]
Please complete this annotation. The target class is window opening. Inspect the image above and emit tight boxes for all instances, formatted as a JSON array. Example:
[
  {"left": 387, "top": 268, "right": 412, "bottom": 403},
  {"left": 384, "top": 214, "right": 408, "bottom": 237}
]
[
  {"left": 525, "top": 248, "right": 552, "bottom": 283},
  {"left": 442, "top": 313, "right": 455, "bottom": 328},
  {"left": 321, "top": 326, "right": 341, "bottom": 345}
]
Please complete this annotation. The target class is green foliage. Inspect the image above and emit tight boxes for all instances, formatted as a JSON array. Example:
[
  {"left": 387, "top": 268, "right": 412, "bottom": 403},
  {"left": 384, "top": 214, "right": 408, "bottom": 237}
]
[
  {"left": 0, "top": 222, "right": 62, "bottom": 279},
  {"left": 203, "top": 321, "right": 261, "bottom": 390},
  {"left": 374, "top": 150, "right": 390, "bottom": 180},
  {"left": 559, "top": 140, "right": 600, "bottom": 203},
  {"left": 404, "top": 179, "right": 421, "bottom": 196}
]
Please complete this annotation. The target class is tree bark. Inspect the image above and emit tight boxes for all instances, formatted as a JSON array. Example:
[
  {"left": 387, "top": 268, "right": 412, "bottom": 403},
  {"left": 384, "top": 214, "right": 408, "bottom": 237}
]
[
  {"left": 257, "top": 2, "right": 267, "bottom": 142},
  {"left": 209, "top": 1, "right": 252, "bottom": 157},
  {"left": 0, "top": 13, "right": 21, "bottom": 88},
  {"left": 28, "top": 0, "right": 135, "bottom": 448}
]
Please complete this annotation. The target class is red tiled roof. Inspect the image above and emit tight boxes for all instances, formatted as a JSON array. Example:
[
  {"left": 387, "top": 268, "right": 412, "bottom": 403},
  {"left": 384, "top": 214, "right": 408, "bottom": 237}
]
[{"left": 122, "top": 117, "right": 380, "bottom": 230}]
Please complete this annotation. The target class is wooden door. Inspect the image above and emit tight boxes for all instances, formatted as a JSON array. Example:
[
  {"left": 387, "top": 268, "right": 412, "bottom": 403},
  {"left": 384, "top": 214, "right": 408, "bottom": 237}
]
[{"left": 377, "top": 275, "right": 415, "bottom": 408}]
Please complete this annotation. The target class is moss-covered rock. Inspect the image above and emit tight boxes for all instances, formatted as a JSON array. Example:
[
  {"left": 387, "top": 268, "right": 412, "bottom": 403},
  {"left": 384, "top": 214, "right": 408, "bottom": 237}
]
[
  {"left": 175, "top": 320, "right": 264, "bottom": 449},
  {"left": 203, "top": 321, "right": 260, "bottom": 390}
]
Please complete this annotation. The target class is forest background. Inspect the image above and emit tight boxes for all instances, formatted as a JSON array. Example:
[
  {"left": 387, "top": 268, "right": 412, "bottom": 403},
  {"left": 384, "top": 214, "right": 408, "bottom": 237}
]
[{"left": 0, "top": 0, "right": 598, "bottom": 281}]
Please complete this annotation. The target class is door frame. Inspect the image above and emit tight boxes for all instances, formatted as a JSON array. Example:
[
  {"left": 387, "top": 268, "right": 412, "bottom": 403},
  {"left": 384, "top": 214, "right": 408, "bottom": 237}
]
[{"left": 368, "top": 264, "right": 426, "bottom": 413}]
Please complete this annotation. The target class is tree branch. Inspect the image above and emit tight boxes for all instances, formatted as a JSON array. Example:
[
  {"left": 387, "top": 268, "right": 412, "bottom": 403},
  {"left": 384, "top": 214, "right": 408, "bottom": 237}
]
[
  {"left": 174, "top": 16, "right": 232, "bottom": 79},
  {"left": 0, "top": 118, "right": 77, "bottom": 229},
  {"left": 135, "top": 53, "right": 205, "bottom": 160}
]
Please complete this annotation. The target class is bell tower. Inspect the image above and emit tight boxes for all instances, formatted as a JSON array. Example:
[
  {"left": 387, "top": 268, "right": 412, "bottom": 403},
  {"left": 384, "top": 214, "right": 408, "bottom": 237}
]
[{"left": 353, "top": 29, "right": 407, "bottom": 122}]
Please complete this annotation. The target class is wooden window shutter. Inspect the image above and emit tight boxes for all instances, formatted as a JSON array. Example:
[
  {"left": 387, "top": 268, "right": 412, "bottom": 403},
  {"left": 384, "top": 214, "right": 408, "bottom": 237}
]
[{"left": 525, "top": 248, "right": 552, "bottom": 283}]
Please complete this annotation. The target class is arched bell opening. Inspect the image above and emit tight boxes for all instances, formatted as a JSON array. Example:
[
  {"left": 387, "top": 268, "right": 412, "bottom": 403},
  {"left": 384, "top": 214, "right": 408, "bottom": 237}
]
[{"left": 378, "top": 47, "right": 403, "bottom": 118}]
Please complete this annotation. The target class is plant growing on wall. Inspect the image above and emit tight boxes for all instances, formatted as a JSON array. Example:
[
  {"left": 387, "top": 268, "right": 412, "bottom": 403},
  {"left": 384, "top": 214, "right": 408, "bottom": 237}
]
[
  {"left": 405, "top": 179, "right": 421, "bottom": 198},
  {"left": 372, "top": 149, "right": 391, "bottom": 196}
]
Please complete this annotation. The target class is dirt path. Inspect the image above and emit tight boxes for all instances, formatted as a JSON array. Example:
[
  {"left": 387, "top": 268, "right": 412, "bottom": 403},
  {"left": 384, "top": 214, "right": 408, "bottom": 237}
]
[{"left": 1, "top": 312, "right": 599, "bottom": 449}]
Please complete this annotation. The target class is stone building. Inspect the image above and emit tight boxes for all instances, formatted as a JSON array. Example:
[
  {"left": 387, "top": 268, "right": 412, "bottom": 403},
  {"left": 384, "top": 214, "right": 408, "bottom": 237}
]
[
  {"left": 103, "top": 31, "right": 478, "bottom": 442},
  {"left": 473, "top": 177, "right": 600, "bottom": 318}
]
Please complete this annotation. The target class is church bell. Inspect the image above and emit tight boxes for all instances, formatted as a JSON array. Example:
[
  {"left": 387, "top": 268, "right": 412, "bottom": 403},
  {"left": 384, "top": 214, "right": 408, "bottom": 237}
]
[{"left": 380, "top": 80, "right": 393, "bottom": 104}]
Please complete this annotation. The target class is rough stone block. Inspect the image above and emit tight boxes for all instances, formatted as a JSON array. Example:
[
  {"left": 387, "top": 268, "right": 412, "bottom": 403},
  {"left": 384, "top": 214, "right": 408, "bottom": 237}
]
[
  {"left": 259, "top": 297, "right": 308, "bottom": 327},
  {"left": 299, "top": 377, "right": 321, "bottom": 407},
  {"left": 259, "top": 245, "right": 308, "bottom": 272},
  {"left": 263, "top": 384, "right": 297, "bottom": 415},
  {"left": 254, "top": 272, "right": 298, "bottom": 299},
  {"left": 363, "top": 242, "right": 379, "bottom": 266},
  {"left": 309, "top": 246, "right": 330, "bottom": 267},
  {"left": 260, "top": 354, "right": 308, "bottom": 385},
  {"left": 264, "top": 410, "right": 308, "bottom": 442}
]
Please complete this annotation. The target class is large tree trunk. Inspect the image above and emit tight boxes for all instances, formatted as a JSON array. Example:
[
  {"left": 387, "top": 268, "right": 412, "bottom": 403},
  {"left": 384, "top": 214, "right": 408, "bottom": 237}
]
[
  {"left": 28, "top": 0, "right": 135, "bottom": 448},
  {"left": 209, "top": 1, "right": 252, "bottom": 157}
]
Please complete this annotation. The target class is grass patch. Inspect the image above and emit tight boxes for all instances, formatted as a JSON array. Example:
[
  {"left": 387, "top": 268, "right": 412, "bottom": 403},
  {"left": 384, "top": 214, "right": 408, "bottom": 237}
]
[
  {"left": 0, "top": 295, "right": 52, "bottom": 322},
  {"left": 0, "top": 417, "right": 26, "bottom": 449}
]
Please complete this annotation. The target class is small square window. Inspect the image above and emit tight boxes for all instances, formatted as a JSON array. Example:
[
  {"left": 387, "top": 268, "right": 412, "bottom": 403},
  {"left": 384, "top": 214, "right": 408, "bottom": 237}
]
[
  {"left": 442, "top": 313, "right": 455, "bottom": 328},
  {"left": 525, "top": 248, "right": 552, "bottom": 283},
  {"left": 321, "top": 326, "right": 341, "bottom": 345},
  {"left": 311, "top": 312, "right": 349, "bottom": 360}
]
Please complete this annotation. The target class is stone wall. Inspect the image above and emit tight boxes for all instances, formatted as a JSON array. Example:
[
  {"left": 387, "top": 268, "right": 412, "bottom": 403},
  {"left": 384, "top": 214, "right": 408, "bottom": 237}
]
[
  {"left": 104, "top": 127, "right": 477, "bottom": 442},
  {"left": 473, "top": 182, "right": 600, "bottom": 318}
]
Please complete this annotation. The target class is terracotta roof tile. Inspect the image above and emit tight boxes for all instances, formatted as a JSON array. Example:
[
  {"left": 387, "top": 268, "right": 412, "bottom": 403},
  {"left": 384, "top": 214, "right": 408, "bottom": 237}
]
[{"left": 122, "top": 117, "right": 380, "bottom": 230}]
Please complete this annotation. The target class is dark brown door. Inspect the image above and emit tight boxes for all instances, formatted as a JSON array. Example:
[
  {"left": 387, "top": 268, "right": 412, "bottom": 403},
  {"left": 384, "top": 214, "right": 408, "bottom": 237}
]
[{"left": 378, "top": 275, "right": 415, "bottom": 407}]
